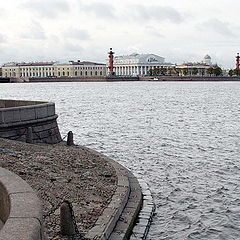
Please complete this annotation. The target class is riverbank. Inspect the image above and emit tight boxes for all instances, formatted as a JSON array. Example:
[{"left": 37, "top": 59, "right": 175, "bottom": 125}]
[
  {"left": 0, "top": 138, "right": 117, "bottom": 239},
  {"left": 27, "top": 76, "right": 240, "bottom": 82}
]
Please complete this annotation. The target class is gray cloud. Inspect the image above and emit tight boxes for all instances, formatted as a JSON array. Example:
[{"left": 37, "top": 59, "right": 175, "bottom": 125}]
[
  {"left": 63, "top": 42, "right": 84, "bottom": 53},
  {"left": 145, "top": 26, "right": 164, "bottom": 38},
  {"left": 21, "top": 21, "right": 46, "bottom": 40},
  {"left": 79, "top": 2, "right": 117, "bottom": 20},
  {"left": 129, "top": 5, "right": 184, "bottom": 23},
  {"left": 0, "top": 33, "right": 7, "bottom": 43},
  {"left": 199, "top": 19, "right": 235, "bottom": 37},
  {"left": 21, "top": 0, "right": 70, "bottom": 18},
  {"left": 64, "top": 28, "right": 90, "bottom": 40}
]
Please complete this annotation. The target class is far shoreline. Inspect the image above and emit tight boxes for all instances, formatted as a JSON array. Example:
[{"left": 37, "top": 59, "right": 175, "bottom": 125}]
[{"left": 1, "top": 75, "right": 240, "bottom": 83}]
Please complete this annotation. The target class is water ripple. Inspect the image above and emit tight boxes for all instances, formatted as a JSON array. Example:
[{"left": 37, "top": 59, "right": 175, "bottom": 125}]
[{"left": 1, "top": 81, "right": 240, "bottom": 239}]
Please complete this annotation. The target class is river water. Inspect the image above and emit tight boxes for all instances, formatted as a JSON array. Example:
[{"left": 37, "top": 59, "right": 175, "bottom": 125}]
[{"left": 2, "top": 81, "right": 240, "bottom": 239}]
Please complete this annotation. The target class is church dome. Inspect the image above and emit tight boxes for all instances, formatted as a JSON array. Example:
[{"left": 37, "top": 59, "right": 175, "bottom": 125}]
[{"left": 204, "top": 54, "right": 211, "bottom": 59}]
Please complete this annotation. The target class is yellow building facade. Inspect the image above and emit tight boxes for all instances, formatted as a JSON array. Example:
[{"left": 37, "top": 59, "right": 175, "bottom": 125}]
[{"left": 1, "top": 61, "right": 106, "bottom": 78}]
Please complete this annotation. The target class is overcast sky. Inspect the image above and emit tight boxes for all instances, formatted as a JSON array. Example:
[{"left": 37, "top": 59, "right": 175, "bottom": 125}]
[{"left": 0, "top": 0, "right": 239, "bottom": 68}]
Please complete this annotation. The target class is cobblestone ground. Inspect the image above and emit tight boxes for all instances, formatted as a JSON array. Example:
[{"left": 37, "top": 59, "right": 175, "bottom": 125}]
[{"left": 0, "top": 138, "right": 117, "bottom": 239}]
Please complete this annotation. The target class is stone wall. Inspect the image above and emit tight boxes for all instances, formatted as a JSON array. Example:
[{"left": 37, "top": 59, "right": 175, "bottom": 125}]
[
  {"left": 0, "top": 167, "right": 44, "bottom": 240},
  {"left": 0, "top": 100, "right": 62, "bottom": 144}
]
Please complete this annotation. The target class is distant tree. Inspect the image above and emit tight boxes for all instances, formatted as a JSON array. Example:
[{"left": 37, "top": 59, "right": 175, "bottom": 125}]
[
  {"left": 148, "top": 69, "right": 153, "bottom": 76},
  {"left": 175, "top": 68, "right": 180, "bottom": 76},
  {"left": 160, "top": 67, "right": 167, "bottom": 75},
  {"left": 228, "top": 69, "right": 234, "bottom": 76},
  {"left": 167, "top": 68, "right": 176, "bottom": 76},
  {"left": 213, "top": 67, "right": 222, "bottom": 76},
  {"left": 233, "top": 68, "right": 240, "bottom": 76},
  {"left": 207, "top": 67, "right": 214, "bottom": 76},
  {"left": 183, "top": 69, "right": 188, "bottom": 76},
  {"left": 192, "top": 68, "right": 198, "bottom": 75},
  {"left": 153, "top": 68, "right": 160, "bottom": 75}
]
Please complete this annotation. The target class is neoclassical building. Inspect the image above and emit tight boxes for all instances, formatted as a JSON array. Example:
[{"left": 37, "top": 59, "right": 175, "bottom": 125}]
[
  {"left": 2, "top": 60, "right": 106, "bottom": 78},
  {"left": 107, "top": 53, "right": 175, "bottom": 76},
  {"left": 177, "top": 55, "right": 213, "bottom": 76}
]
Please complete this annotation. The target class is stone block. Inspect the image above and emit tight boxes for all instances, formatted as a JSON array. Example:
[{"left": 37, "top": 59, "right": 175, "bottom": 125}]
[
  {"left": 107, "top": 197, "right": 124, "bottom": 209},
  {"left": 0, "top": 168, "right": 12, "bottom": 178},
  {"left": 0, "top": 130, "right": 17, "bottom": 138},
  {"left": 38, "top": 130, "right": 51, "bottom": 139},
  {"left": 0, "top": 174, "right": 33, "bottom": 195},
  {"left": 2, "top": 110, "right": 14, "bottom": 123},
  {"left": 132, "top": 225, "right": 146, "bottom": 235},
  {"left": 0, "top": 100, "right": 5, "bottom": 108},
  {"left": 5, "top": 100, "right": 16, "bottom": 108},
  {"left": 129, "top": 236, "right": 141, "bottom": 240},
  {"left": 108, "top": 231, "right": 125, "bottom": 240},
  {"left": 85, "top": 225, "right": 104, "bottom": 239},
  {"left": 20, "top": 108, "right": 36, "bottom": 121},
  {"left": 0, "top": 184, "right": 10, "bottom": 222},
  {"left": 138, "top": 213, "right": 151, "bottom": 220},
  {"left": 117, "top": 177, "right": 129, "bottom": 187},
  {"left": 125, "top": 201, "right": 139, "bottom": 208},
  {"left": 35, "top": 106, "right": 48, "bottom": 119},
  {"left": 129, "top": 190, "right": 142, "bottom": 201},
  {"left": 47, "top": 104, "right": 55, "bottom": 116},
  {"left": 137, "top": 218, "right": 149, "bottom": 226},
  {"left": 32, "top": 125, "right": 44, "bottom": 132},
  {"left": 141, "top": 205, "right": 154, "bottom": 213},
  {"left": 9, "top": 192, "right": 43, "bottom": 223},
  {"left": 0, "top": 111, "right": 3, "bottom": 124},
  {"left": 0, "top": 218, "right": 41, "bottom": 240}
]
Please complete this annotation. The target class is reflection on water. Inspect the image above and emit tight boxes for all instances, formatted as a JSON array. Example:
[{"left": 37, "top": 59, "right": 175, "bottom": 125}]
[{"left": 2, "top": 81, "right": 240, "bottom": 239}]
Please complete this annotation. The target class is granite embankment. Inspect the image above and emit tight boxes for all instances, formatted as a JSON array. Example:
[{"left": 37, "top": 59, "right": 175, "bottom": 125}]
[
  {"left": 0, "top": 138, "right": 117, "bottom": 239},
  {"left": 0, "top": 99, "right": 62, "bottom": 144},
  {"left": 0, "top": 138, "right": 143, "bottom": 240},
  {"left": 0, "top": 99, "right": 143, "bottom": 239}
]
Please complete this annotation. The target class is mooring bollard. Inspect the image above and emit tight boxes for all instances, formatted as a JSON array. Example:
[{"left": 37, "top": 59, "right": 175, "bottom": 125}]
[
  {"left": 26, "top": 127, "right": 33, "bottom": 143},
  {"left": 67, "top": 131, "right": 74, "bottom": 146},
  {"left": 60, "top": 201, "right": 76, "bottom": 236}
]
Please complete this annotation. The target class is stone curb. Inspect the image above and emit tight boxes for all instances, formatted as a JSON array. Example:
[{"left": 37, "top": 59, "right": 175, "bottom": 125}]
[
  {"left": 108, "top": 171, "right": 143, "bottom": 240},
  {"left": 130, "top": 180, "right": 155, "bottom": 240},
  {"left": 0, "top": 167, "right": 45, "bottom": 240},
  {"left": 83, "top": 148, "right": 142, "bottom": 240}
]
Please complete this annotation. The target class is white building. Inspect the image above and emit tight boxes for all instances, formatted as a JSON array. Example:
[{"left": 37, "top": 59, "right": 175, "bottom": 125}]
[
  {"left": 177, "top": 55, "right": 213, "bottom": 76},
  {"left": 107, "top": 53, "right": 175, "bottom": 76}
]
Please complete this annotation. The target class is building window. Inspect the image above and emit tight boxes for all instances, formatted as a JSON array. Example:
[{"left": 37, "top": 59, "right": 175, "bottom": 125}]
[
  {"left": 63, "top": 71, "right": 65, "bottom": 76},
  {"left": 95, "top": 71, "right": 98, "bottom": 75},
  {"left": 75, "top": 71, "right": 77, "bottom": 76},
  {"left": 100, "top": 71, "right": 102, "bottom": 75},
  {"left": 85, "top": 71, "right": 87, "bottom": 75},
  {"left": 80, "top": 71, "right": 83, "bottom": 75},
  {"left": 90, "top": 71, "right": 92, "bottom": 75}
]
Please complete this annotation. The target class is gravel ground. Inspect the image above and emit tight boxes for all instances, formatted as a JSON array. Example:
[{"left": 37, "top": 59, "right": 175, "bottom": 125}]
[{"left": 0, "top": 138, "right": 117, "bottom": 239}]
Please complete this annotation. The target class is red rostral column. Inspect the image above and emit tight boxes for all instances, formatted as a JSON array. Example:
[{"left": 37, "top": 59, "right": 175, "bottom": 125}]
[
  {"left": 236, "top": 53, "right": 240, "bottom": 69},
  {"left": 108, "top": 48, "right": 114, "bottom": 73}
]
